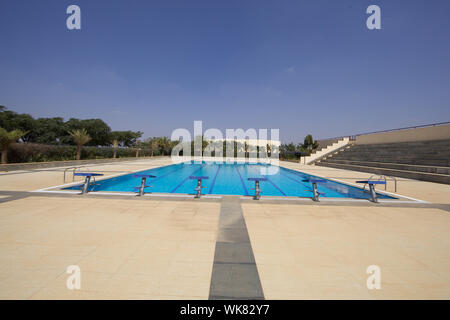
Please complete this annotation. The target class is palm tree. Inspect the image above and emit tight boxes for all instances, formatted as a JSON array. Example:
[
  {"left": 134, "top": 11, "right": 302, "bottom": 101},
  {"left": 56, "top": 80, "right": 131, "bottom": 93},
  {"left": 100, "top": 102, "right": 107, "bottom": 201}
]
[
  {"left": 112, "top": 139, "right": 118, "bottom": 158},
  {"left": 68, "top": 128, "right": 91, "bottom": 160},
  {"left": 151, "top": 138, "right": 158, "bottom": 156},
  {"left": 135, "top": 140, "right": 142, "bottom": 157},
  {"left": 0, "top": 127, "right": 27, "bottom": 164},
  {"left": 158, "top": 137, "right": 170, "bottom": 156}
]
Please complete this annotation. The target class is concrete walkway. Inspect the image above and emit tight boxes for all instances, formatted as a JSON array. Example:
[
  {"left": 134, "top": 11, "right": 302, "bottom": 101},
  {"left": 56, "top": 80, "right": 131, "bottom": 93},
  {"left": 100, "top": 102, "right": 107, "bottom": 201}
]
[
  {"left": 0, "top": 157, "right": 449, "bottom": 299},
  {"left": 209, "top": 197, "right": 264, "bottom": 300}
]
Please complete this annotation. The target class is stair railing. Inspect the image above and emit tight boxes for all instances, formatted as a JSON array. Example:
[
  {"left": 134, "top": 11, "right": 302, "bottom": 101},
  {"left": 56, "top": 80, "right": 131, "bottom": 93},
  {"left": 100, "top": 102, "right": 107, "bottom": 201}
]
[{"left": 365, "top": 174, "right": 397, "bottom": 192}]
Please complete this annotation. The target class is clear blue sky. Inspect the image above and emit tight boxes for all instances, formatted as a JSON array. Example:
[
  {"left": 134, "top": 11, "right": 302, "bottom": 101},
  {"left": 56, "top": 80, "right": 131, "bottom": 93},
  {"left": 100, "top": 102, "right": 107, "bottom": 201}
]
[{"left": 1, "top": 0, "right": 449, "bottom": 142}]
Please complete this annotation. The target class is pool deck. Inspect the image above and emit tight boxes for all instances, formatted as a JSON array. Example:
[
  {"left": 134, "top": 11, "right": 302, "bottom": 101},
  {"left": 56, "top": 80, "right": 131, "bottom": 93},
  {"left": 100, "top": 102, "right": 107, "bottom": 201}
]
[{"left": 0, "top": 157, "right": 449, "bottom": 299}]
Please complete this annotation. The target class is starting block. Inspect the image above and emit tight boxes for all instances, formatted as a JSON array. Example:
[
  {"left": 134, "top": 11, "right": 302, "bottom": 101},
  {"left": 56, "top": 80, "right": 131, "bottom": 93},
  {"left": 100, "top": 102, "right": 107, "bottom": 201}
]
[
  {"left": 302, "top": 178, "right": 326, "bottom": 201},
  {"left": 133, "top": 174, "right": 156, "bottom": 196},
  {"left": 189, "top": 176, "right": 209, "bottom": 198},
  {"left": 73, "top": 172, "right": 104, "bottom": 194},
  {"left": 356, "top": 180, "right": 386, "bottom": 203},
  {"left": 248, "top": 177, "right": 268, "bottom": 200}
]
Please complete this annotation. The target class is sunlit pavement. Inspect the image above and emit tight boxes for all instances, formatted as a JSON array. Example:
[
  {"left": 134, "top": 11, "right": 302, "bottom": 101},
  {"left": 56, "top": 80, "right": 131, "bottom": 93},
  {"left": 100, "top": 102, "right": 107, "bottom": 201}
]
[{"left": 0, "top": 157, "right": 449, "bottom": 299}]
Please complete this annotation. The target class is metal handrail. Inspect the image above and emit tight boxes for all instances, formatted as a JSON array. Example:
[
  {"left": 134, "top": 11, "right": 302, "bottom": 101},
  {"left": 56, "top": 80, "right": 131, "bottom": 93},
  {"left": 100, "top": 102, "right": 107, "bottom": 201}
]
[
  {"left": 362, "top": 175, "right": 384, "bottom": 193},
  {"left": 73, "top": 166, "right": 90, "bottom": 181},
  {"left": 63, "top": 166, "right": 80, "bottom": 183},
  {"left": 364, "top": 174, "right": 397, "bottom": 193},
  {"left": 318, "top": 121, "right": 450, "bottom": 141},
  {"left": 355, "top": 121, "right": 449, "bottom": 137},
  {"left": 72, "top": 167, "right": 80, "bottom": 181},
  {"left": 388, "top": 176, "right": 397, "bottom": 193},
  {"left": 63, "top": 165, "right": 90, "bottom": 183}
]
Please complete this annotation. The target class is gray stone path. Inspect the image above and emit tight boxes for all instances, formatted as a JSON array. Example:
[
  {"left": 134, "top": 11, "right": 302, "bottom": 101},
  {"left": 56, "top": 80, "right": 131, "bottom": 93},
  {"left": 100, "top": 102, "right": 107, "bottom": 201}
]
[{"left": 209, "top": 197, "right": 264, "bottom": 300}]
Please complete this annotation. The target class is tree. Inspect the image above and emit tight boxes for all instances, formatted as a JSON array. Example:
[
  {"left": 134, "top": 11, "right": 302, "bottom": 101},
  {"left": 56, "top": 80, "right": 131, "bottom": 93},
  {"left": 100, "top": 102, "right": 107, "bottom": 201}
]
[
  {"left": 143, "top": 137, "right": 177, "bottom": 157},
  {"left": 0, "top": 109, "right": 36, "bottom": 142},
  {"left": 143, "top": 137, "right": 159, "bottom": 156},
  {"left": 135, "top": 140, "right": 142, "bottom": 157},
  {"left": 31, "top": 117, "right": 66, "bottom": 144},
  {"left": 110, "top": 131, "right": 143, "bottom": 148},
  {"left": 303, "top": 134, "right": 319, "bottom": 155},
  {"left": 68, "top": 128, "right": 91, "bottom": 160},
  {"left": 286, "top": 142, "right": 296, "bottom": 152},
  {"left": 190, "top": 135, "right": 210, "bottom": 156},
  {"left": 112, "top": 139, "right": 118, "bottom": 158},
  {"left": 63, "top": 118, "right": 112, "bottom": 146},
  {"left": 280, "top": 142, "right": 300, "bottom": 160},
  {"left": 0, "top": 128, "right": 27, "bottom": 164},
  {"left": 150, "top": 138, "right": 159, "bottom": 156},
  {"left": 158, "top": 137, "right": 171, "bottom": 156}
]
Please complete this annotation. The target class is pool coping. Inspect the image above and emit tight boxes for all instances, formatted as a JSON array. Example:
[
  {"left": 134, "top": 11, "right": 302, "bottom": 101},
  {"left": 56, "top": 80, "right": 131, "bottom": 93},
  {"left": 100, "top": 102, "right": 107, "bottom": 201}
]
[{"left": 32, "top": 162, "right": 430, "bottom": 204}]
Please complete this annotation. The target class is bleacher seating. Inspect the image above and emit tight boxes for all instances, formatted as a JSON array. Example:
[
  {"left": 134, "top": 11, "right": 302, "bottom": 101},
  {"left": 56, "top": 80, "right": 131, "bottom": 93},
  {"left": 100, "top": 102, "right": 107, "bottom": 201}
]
[{"left": 316, "top": 139, "right": 450, "bottom": 184}]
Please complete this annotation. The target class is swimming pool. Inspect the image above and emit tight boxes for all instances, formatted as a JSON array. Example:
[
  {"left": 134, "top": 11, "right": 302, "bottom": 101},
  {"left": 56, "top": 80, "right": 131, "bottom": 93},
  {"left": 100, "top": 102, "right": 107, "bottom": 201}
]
[{"left": 65, "top": 161, "right": 395, "bottom": 199}]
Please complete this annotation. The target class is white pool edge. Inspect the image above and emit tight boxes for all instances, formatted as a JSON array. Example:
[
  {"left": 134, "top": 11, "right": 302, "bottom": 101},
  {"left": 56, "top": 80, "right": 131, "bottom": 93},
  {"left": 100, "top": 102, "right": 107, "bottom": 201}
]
[{"left": 32, "top": 163, "right": 430, "bottom": 204}]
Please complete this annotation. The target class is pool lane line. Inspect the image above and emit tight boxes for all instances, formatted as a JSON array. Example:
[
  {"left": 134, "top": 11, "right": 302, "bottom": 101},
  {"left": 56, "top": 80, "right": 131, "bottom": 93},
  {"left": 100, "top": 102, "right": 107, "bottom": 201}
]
[
  {"left": 85, "top": 163, "right": 186, "bottom": 190},
  {"left": 265, "top": 177, "right": 287, "bottom": 196},
  {"left": 234, "top": 166, "right": 249, "bottom": 196},
  {"left": 282, "top": 166, "right": 317, "bottom": 180},
  {"left": 34, "top": 162, "right": 186, "bottom": 192},
  {"left": 287, "top": 166, "right": 429, "bottom": 203},
  {"left": 279, "top": 164, "right": 428, "bottom": 203},
  {"left": 208, "top": 164, "right": 222, "bottom": 194},
  {"left": 282, "top": 166, "right": 327, "bottom": 183},
  {"left": 150, "top": 163, "right": 186, "bottom": 182},
  {"left": 281, "top": 166, "right": 395, "bottom": 200},
  {"left": 280, "top": 171, "right": 333, "bottom": 198},
  {"left": 170, "top": 164, "right": 205, "bottom": 193},
  {"left": 280, "top": 171, "right": 311, "bottom": 188},
  {"left": 328, "top": 177, "right": 429, "bottom": 203}
]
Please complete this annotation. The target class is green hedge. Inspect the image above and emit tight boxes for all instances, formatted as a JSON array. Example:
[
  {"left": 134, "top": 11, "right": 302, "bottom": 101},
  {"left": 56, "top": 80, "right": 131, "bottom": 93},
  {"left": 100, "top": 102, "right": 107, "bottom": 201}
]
[{"left": 7, "top": 143, "right": 157, "bottom": 163}]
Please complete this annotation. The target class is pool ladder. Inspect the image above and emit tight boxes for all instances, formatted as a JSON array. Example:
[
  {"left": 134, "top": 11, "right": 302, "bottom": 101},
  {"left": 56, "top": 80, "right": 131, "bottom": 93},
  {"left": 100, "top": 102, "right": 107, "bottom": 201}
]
[{"left": 362, "top": 174, "right": 397, "bottom": 193}]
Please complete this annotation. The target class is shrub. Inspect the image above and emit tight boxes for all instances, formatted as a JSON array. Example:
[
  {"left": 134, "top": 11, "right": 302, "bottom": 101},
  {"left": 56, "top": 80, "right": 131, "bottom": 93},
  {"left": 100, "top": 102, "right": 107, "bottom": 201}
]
[{"left": 6, "top": 143, "right": 154, "bottom": 163}]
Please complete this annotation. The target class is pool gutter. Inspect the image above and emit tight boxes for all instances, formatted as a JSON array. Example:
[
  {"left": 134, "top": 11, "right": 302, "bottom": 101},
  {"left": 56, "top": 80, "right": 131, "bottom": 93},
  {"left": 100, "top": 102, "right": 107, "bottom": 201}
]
[{"left": 32, "top": 162, "right": 430, "bottom": 204}]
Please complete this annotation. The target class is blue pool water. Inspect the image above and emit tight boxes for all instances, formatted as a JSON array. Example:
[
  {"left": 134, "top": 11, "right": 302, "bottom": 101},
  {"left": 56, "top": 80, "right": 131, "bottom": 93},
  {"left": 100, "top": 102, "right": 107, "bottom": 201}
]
[{"left": 65, "top": 162, "right": 395, "bottom": 199}]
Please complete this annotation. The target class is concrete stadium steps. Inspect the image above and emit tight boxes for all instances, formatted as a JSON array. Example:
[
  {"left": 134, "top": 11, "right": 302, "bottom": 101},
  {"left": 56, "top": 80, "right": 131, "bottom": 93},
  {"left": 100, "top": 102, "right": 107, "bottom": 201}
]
[
  {"left": 316, "top": 139, "right": 450, "bottom": 184},
  {"left": 315, "top": 138, "right": 340, "bottom": 153},
  {"left": 320, "top": 159, "right": 450, "bottom": 175},
  {"left": 324, "top": 156, "right": 450, "bottom": 167},
  {"left": 318, "top": 161, "right": 450, "bottom": 184},
  {"left": 303, "top": 137, "right": 350, "bottom": 165}
]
